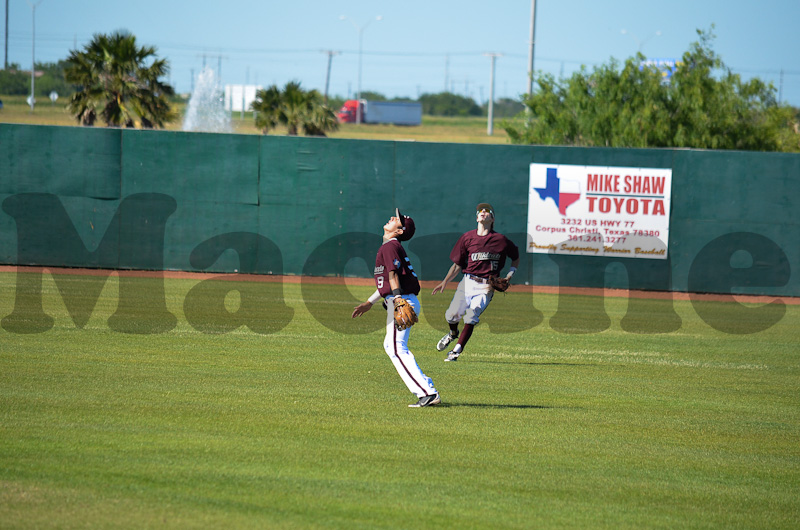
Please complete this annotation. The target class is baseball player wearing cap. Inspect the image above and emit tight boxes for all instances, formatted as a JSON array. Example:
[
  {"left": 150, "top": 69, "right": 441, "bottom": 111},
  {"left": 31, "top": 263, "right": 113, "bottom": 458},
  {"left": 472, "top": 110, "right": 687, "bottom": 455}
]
[
  {"left": 431, "top": 203, "right": 520, "bottom": 362},
  {"left": 352, "top": 209, "right": 440, "bottom": 407}
]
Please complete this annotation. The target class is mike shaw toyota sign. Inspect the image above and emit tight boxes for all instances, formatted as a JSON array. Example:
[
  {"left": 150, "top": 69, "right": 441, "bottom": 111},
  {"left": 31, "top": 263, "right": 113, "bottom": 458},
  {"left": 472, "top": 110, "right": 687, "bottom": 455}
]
[{"left": 527, "top": 163, "right": 673, "bottom": 260}]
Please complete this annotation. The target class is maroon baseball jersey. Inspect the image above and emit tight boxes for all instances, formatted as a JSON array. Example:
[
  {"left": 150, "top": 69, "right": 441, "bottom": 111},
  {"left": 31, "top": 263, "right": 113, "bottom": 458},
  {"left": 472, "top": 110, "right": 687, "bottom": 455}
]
[
  {"left": 374, "top": 239, "right": 421, "bottom": 297},
  {"left": 450, "top": 229, "right": 519, "bottom": 278}
]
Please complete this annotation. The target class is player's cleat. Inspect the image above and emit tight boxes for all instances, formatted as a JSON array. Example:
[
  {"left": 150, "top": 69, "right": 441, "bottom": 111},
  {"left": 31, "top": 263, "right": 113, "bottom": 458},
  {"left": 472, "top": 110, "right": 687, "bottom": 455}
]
[
  {"left": 444, "top": 350, "right": 460, "bottom": 362},
  {"left": 409, "top": 393, "right": 441, "bottom": 408},
  {"left": 436, "top": 332, "right": 458, "bottom": 351}
]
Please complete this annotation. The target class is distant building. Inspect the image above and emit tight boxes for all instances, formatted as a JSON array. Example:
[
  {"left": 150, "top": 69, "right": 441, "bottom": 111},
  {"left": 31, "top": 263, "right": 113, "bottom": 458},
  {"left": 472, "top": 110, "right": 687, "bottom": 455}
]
[{"left": 224, "top": 85, "right": 262, "bottom": 112}]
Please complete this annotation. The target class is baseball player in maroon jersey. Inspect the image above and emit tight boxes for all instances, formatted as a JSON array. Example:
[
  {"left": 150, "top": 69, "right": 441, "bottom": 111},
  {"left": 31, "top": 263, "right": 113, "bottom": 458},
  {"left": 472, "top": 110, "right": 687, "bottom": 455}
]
[
  {"left": 431, "top": 203, "right": 520, "bottom": 361},
  {"left": 352, "top": 208, "right": 440, "bottom": 407}
]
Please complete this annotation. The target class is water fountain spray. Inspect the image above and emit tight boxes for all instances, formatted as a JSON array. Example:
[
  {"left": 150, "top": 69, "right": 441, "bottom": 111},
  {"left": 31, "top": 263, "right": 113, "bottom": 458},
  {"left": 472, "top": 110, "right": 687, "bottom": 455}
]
[{"left": 182, "top": 67, "right": 232, "bottom": 133}]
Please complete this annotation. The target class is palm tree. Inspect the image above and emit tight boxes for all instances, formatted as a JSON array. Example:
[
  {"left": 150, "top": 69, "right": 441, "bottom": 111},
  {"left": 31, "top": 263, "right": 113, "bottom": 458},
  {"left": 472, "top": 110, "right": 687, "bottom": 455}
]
[
  {"left": 64, "top": 31, "right": 175, "bottom": 128},
  {"left": 250, "top": 81, "right": 339, "bottom": 136},
  {"left": 303, "top": 104, "right": 339, "bottom": 137},
  {"left": 64, "top": 52, "right": 100, "bottom": 126},
  {"left": 280, "top": 81, "right": 309, "bottom": 136},
  {"left": 252, "top": 85, "right": 282, "bottom": 134}
]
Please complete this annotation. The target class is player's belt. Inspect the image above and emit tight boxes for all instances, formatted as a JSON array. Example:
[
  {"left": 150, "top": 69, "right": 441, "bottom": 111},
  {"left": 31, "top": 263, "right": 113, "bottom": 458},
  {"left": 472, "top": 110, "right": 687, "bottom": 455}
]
[{"left": 466, "top": 274, "right": 490, "bottom": 284}]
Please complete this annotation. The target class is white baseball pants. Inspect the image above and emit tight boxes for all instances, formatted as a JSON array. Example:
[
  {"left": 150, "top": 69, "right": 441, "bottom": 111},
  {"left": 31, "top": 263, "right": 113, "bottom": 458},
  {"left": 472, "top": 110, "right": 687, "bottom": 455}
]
[
  {"left": 383, "top": 295, "right": 437, "bottom": 398},
  {"left": 444, "top": 276, "right": 494, "bottom": 325}
]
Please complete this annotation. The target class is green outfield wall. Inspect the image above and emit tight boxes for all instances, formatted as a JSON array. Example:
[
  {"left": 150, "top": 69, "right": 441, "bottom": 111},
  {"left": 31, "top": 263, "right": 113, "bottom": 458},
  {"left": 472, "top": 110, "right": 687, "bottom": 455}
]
[{"left": 1, "top": 123, "right": 797, "bottom": 297}]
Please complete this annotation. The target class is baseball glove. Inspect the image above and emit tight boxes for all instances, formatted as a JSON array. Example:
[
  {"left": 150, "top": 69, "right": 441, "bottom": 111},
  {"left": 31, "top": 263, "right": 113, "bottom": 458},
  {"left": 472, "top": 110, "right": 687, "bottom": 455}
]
[
  {"left": 393, "top": 297, "right": 418, "bottom": 331},
  {"left": 489, "top": 276, "right": 510, "bottom": 292}
]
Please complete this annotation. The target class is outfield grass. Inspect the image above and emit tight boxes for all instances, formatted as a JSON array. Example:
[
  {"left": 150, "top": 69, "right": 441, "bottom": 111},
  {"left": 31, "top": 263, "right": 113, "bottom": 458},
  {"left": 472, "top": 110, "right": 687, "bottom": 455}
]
[
  {"left": 0, "top": 94, "right": 512, "bottom": 144},
  {"left": 0, "top": 271, "right": 798, "bottom": 528}
]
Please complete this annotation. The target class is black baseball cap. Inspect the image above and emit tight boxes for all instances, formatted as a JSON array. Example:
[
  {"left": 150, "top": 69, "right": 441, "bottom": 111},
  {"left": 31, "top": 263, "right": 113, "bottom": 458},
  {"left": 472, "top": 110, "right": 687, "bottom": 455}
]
[
  {"left": 476, "top": 203, "right": 494, "bottom": 216},
  {"left": 395, "top": 208, "right": 416, "bottom": 241}
]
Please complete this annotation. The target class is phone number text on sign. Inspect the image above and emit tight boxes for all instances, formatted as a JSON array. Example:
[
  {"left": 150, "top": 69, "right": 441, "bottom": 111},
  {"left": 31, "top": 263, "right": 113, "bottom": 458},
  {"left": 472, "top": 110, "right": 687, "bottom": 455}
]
[{"left": 527, "top": 163, "right": 673, "bottom": 259}]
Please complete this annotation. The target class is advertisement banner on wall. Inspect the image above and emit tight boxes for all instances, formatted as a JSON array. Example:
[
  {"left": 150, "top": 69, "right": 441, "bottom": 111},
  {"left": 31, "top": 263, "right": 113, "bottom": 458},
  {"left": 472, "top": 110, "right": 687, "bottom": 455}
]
[{"left": 527, "top": 163, "right": 673, "bottom": 259}]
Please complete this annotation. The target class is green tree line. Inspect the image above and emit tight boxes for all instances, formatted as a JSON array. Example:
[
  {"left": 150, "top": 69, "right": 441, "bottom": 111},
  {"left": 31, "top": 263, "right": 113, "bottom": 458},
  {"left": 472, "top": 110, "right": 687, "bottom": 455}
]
[
  {"left": 0, "top": 61, "right": 73, "bottom": 97},
  {"left": 504, "top": 29, "right": 800, "bottom": 152}
]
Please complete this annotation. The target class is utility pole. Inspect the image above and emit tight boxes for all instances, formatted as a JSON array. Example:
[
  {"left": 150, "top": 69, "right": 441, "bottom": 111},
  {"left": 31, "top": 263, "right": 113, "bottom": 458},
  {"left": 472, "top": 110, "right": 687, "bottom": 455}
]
[
  {"left": 26, "top": 0, "right": 43, "bottom": 112},
  {"left": 241, "top": 66, "right": 248, "bottom": 120},
  {"left": 444, "top": 54, "right": 449, "bottom": 92},
  {"left": 4, "top": 0, "right": 9, "bottom": 69},
  {"left": 528, "top": 0, "right": 537, "bottom": 96},
  {"left": 340, "top": 15, "right": 382, "bottom": 124},
  {"left": 197, "top": 52, "right": 226, "bottom": 78},
  {"left": 484, "top": 53, "right": 501, "bottom": 136},
  {"left": 321, "top": 50, "right": 340, "bottom": 104}
]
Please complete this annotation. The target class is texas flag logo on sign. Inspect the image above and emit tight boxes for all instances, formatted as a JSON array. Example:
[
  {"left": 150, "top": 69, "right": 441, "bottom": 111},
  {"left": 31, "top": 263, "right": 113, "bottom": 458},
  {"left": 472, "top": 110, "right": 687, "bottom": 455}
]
[{"left": 533, "top": 167, "right": 580, "bottom": 215}]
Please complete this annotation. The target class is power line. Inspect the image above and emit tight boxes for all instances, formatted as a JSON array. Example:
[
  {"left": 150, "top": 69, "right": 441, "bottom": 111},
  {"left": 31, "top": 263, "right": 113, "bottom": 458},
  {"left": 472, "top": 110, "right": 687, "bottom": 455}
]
[{"left": 4, "top": 27, "right": 799, "bottom": 78}]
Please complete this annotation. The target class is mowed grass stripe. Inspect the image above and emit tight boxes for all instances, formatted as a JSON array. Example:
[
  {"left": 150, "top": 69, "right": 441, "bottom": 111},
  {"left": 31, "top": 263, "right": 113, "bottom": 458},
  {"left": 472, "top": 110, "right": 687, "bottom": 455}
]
[{"left": 1, "top": 272, "right": 798, "bottom": 528}]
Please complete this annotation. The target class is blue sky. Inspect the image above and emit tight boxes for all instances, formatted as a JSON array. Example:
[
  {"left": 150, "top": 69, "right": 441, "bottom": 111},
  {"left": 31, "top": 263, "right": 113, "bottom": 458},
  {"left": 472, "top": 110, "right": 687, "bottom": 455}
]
[{"left": 4, "top": 0, "right": 799, "bottom": 106}]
